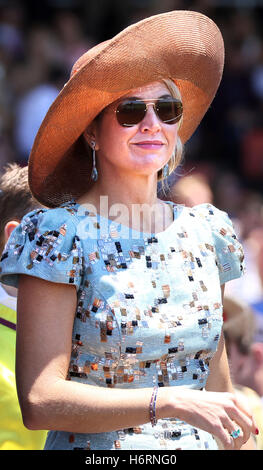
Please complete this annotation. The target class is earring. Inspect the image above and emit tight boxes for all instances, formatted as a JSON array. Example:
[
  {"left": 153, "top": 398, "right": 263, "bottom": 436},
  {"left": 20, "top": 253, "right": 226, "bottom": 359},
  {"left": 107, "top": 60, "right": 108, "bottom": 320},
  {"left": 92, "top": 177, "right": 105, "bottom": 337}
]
[
  {"left": 162, "top": 163, "right": 169, "bottom": 180},
  {"left": 90, "top": 141, "right": 98, "bottom": 182}
]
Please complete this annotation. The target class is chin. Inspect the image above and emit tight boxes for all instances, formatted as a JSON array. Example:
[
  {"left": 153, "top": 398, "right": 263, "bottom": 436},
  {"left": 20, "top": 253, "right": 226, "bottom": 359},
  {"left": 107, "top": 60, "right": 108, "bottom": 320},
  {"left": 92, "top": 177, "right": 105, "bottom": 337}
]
[{"left": 131, "top": 157, "right": 167, "bottom": 174}]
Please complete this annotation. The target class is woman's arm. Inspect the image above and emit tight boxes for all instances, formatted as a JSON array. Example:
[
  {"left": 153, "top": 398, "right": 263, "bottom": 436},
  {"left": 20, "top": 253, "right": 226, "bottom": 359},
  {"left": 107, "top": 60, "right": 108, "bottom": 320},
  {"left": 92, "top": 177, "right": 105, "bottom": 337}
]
[
  {"left": 16, "top": 275, "right": 156, "bottom": 433},
  {"left": 206, "top": 285, "right": 233, "bottom": 392},
  {"left": 16, "top": 275, "right": 257, "bottom": 449}
]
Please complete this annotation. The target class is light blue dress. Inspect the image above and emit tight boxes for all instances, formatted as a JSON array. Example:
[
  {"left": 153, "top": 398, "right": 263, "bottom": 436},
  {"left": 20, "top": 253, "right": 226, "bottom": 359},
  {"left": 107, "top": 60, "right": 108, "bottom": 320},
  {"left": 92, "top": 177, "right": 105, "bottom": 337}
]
[{"left": 0, "top": 200, "right": 244, "bottom": 450}]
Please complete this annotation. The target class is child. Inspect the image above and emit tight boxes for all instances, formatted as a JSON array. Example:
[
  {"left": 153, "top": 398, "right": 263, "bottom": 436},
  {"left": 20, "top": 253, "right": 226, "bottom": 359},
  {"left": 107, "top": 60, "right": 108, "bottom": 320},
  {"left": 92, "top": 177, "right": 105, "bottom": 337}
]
[{"left": 0, "top": 163, "right": 47, "bottom": 450}]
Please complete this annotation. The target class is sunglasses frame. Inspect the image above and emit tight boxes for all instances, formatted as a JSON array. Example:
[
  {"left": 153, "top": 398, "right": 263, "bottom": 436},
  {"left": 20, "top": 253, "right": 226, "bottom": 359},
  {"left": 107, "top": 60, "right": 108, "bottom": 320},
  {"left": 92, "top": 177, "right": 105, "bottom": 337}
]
[{"left": 115, "top": 97, "right": 183, "bottom": 127}]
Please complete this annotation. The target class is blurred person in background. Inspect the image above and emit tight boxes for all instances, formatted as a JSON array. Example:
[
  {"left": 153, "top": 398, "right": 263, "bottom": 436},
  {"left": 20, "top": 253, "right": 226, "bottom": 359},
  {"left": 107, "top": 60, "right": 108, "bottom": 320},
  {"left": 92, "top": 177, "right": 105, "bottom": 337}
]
[
  {"left": 0, "top": 163, "right": 47, "bottom": 450},
  {"left": 168, "top": 172, "right": 214, "bottom": 207},
  {"left": 14, "top": 64, "right": 66, "bottom": 163},
  {"left": 223, "top": 294, "right": 263, "bottom": 449},
  {"left": 0, "top": 2, "right": 24, "bottom": 170},
  {"left": 224, "top": 192, "right": 263, "bottom": 304},
  {"left": 53, "top": 10, "right": 95, "bottom": 71}
]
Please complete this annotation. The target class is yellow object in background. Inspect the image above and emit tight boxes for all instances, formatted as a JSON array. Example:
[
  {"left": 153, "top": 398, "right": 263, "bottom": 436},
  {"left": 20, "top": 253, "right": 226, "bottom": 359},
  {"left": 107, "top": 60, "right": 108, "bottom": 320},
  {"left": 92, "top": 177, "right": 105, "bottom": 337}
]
[
  {"left": 234, "top": 385, "right": 263, "bottom": 451},
  {"left": 0, "top": 302, "right": 47, "bottom": 450}
]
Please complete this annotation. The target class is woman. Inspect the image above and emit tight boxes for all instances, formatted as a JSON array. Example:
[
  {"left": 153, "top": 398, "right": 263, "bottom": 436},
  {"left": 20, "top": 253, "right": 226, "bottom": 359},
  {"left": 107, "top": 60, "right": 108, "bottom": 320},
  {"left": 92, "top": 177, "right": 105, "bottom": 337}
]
[{"left": 0, "top": 10, "right": 258, "bottom": 450}]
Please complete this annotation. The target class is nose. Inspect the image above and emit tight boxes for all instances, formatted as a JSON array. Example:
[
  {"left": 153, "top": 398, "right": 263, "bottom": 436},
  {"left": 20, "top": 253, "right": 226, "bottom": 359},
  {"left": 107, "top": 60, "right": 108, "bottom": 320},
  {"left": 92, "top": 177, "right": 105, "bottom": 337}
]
[{"left": 139, "top": 104, "right": 162, "bottom": 133}]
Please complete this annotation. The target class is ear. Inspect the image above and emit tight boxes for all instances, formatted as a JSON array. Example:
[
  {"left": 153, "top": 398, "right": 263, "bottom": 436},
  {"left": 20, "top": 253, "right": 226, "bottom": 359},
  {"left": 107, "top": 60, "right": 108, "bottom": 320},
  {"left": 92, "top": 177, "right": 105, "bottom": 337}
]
[
  {"left": 250, "top": 343, "right": 263, "bottom": 365},
  {"left": 83, "top": 123, "right": 99, "bottom": 150},
  {"left": 4, "top": 220, "right": 20, "bottom": 243}
]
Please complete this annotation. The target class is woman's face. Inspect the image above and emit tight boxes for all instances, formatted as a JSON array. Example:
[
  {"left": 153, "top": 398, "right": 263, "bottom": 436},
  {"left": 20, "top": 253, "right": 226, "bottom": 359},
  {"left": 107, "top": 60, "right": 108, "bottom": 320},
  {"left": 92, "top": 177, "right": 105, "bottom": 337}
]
[{"left": 88, "top": 81, "right": 179, "bottom": 178}]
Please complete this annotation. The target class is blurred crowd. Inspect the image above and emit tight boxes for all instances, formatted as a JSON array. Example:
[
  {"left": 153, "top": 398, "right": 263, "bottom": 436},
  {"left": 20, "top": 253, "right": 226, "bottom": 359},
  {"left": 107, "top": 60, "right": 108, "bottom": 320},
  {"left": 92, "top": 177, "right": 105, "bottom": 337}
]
[{"left": 0, "top": 0, "right": 263, "bottom": 449}]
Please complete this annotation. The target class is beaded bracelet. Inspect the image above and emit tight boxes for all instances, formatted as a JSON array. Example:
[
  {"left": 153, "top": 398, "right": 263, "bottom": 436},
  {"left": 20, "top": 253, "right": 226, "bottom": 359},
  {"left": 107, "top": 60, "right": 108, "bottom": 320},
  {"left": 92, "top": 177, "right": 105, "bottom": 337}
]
[{"left": 149, "top": 386, "right": 158, "bottom": 427}]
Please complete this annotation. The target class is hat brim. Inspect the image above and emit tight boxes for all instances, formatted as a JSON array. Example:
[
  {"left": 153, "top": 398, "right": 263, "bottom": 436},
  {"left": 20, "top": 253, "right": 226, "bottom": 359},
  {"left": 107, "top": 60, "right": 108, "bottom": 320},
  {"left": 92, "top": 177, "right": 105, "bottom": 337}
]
[{"left": 28, "top": 10, "right": 224, "bottom": 207}]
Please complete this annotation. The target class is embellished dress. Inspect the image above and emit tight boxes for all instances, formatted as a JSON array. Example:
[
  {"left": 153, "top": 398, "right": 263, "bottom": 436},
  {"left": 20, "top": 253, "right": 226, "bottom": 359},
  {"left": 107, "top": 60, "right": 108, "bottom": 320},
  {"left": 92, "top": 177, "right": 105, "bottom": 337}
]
[{"left": 0, "top": 201, "right": 244, "bottom": 450}]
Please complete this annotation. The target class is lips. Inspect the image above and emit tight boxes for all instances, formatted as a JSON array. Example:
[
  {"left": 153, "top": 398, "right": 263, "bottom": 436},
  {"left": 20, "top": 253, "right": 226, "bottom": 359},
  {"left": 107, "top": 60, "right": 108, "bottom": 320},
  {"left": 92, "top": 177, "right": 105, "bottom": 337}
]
[{"left": 132, "top": 141, "right": 165, "bottom": 149}]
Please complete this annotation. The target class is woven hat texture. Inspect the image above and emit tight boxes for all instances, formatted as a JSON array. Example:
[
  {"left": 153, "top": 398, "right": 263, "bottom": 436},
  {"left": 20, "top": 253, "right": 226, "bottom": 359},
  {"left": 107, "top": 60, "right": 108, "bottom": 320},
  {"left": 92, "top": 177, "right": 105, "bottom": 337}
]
[{"left": 28, "top": 10, "right": 225, "bottom": 207}]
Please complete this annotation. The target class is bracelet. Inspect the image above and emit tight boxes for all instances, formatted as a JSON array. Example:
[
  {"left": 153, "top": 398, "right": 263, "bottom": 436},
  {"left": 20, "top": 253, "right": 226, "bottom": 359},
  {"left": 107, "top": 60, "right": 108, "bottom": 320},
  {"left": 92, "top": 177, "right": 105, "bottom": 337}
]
[{"left": 149, "top": 386, "right": 158, "bottom": 427}]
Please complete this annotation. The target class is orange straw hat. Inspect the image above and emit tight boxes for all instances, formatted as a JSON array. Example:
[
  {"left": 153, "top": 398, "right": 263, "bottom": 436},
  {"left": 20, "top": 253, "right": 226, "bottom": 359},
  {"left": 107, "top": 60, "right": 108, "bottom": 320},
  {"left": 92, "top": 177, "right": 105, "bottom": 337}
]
[{"left": 28, "top": 10, "right": 225, "bottom": 208}]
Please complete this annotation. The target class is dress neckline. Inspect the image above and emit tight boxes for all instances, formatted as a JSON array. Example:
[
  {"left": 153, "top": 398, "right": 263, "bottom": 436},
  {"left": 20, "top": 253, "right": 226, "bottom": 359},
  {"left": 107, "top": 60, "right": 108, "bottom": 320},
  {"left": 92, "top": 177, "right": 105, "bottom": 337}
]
[{"left": 64, "top": 200, "right": 184, "bottom": 237}]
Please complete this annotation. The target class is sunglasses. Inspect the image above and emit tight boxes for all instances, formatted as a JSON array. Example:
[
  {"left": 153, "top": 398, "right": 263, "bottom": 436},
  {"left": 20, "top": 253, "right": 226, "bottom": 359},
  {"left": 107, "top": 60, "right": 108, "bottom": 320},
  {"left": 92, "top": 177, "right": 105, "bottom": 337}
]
[{"left": 115, "top": 97, "right": 183, "bottom": 127}]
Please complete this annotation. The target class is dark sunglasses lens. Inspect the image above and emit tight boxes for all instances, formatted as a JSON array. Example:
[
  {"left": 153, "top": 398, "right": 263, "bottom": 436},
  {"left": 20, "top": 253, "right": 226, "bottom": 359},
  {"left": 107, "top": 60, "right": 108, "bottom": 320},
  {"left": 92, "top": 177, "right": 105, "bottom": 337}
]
[
  {"left": 156, "top": 99, "right": 183, "bottom": 124},
  {"left": 116, "top": 101, "right": 146, "bottom": 126}
]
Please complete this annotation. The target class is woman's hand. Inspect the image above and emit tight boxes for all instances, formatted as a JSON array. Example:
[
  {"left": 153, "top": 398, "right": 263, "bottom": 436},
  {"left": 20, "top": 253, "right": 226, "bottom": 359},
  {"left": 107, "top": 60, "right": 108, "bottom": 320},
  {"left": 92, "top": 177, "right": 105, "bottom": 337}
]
[{"left": 162, "top": 388, "right": 258, "bottom": 450}]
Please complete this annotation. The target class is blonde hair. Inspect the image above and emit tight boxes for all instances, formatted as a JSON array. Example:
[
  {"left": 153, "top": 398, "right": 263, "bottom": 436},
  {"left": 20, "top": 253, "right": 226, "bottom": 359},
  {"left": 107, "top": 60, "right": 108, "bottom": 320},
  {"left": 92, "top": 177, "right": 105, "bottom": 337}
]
[{"left": 157, "top": 78, "right": 184, "bottom": 193}]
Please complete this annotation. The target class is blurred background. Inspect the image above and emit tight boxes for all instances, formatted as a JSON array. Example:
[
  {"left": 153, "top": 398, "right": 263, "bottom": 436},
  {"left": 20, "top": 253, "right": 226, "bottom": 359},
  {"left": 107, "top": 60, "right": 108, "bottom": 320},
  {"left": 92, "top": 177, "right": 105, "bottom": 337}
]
[{"left": 0, "top": 0, "right": 262, "bottom": 308}]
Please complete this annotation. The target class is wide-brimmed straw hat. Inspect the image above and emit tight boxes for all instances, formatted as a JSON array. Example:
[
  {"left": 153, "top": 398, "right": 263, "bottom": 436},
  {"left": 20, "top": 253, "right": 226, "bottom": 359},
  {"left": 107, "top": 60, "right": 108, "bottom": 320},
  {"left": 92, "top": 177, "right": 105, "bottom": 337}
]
[{"left": 28, "top": 9, "right": 225, "bottom": 208}]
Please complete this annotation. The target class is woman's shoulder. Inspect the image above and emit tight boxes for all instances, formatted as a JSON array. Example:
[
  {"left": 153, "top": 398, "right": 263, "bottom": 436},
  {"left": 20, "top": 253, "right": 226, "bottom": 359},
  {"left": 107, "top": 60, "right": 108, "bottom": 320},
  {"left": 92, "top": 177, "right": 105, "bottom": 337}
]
[
  {"left": 32, "top": 200, "right": 80, "bottom": 219},
  {"left": 173, "top": 202, "right": 233, "bottom": 234},
  {"left": 182, "top": 202, "right": 244, "bottom": 284},
  {"left": 179, "top": 202, "right": 238, "bottom": 237},
  {"left": 20, "top": 200, "right": 81, "bottom": 231},
  {"left": 182, "top": 202, "right": 241, "bottom": 247},
  {"left": 0, "top": 201, "right": 84, "bottom": 289},
  {"left": 184, "top": 202, "right": 229, "bottom": 223}
]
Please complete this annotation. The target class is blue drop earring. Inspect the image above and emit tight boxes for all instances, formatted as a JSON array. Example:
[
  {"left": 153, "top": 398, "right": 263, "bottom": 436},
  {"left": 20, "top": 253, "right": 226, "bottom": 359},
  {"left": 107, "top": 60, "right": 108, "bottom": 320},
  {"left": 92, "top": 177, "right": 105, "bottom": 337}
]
[
  {"left": 91, "top": 141, "right": 98, "bottom": 182},
  {"left": 162, "top": 163, "right": 169, "bottom": 180}
]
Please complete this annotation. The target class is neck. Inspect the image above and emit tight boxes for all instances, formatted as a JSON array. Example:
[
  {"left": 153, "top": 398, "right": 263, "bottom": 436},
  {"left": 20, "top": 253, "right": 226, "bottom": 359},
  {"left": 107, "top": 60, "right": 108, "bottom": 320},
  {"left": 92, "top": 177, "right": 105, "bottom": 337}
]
[
  {"left": 94, "top": 168, "right": 158, "bottom": 205},
  {"left": 76, "top": 171, "right": 172, "bottom": 233}
]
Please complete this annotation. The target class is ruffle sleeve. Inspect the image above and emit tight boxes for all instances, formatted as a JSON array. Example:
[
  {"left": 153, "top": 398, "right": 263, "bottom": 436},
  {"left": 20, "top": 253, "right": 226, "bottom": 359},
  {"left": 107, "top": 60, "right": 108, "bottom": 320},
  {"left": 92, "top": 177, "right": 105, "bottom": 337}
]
[
  {"left": 0, "top": 207, "right": 84, "bottom": 290},
  {"left": 191, "top": 203, "right": 245, "bottom": 285}
]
